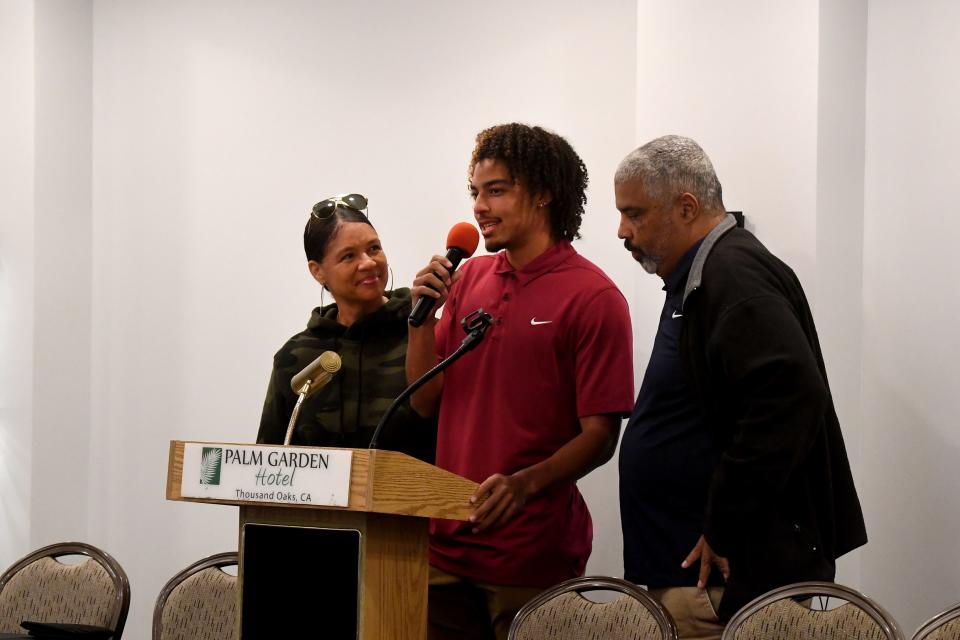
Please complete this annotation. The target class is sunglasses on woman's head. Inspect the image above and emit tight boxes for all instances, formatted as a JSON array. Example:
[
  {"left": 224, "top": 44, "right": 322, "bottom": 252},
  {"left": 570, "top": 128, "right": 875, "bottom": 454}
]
[{"left": 311, "top": 193, "right": 369, "bottom": 219}]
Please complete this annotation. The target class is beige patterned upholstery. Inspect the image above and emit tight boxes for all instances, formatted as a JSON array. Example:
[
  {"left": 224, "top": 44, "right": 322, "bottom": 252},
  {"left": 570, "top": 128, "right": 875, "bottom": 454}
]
[
  {"left": 913, "top": 602, "right": 960, "bottom": 640},
  {"left": 0, "top": 542, "right": 129, "bottom": 637},
  {"left": 723, "top": 581, "right": 904, "bottom": 640},
  {"left": 153, "top": 552, "right": 238, "bottom": 640},
  {"left": 732, "top": 599, "right": 887, "bottom": 640},
  {"left": 919, "top": 619, "right": 960, "bottom": 640},
  {"left": 509, "top": 576, "right": 678, "bottom": 640}
]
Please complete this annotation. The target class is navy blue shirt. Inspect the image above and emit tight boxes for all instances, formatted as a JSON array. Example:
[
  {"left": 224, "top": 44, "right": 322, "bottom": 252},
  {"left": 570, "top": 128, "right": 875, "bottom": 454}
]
[{"left": 619, "top": 240, "right": 723, "bottom": 587}]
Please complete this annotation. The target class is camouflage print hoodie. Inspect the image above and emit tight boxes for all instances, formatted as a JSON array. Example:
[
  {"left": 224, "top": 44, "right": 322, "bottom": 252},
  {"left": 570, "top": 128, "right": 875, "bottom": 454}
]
[{"left": 256, "top": 288, "right": 437, "bottom": 463}]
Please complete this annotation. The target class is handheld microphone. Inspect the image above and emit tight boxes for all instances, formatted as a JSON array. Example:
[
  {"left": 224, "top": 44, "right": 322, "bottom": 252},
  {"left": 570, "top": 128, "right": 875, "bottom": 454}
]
[
  {"left": 408, "top": 222, "right": 480, "bottom": 327},
  {"left": 284, "top": 351, "right": 341, "bottom": 445}
]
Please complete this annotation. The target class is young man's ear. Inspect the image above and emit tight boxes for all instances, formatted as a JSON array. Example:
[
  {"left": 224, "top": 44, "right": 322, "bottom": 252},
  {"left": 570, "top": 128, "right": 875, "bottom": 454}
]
[{"left": 534, "top": 192, "right": 553, "bottom": 209}]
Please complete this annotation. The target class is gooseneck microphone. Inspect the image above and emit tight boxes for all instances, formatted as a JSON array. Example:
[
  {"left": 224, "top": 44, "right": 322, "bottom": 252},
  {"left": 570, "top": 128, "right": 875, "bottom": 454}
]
[
  {"left": 284, "top": 351, "right": 341, "bottom": 445},
  {"left": 370, "top": 308, "right": 492, "bottom": 450},
  {"left": 408, "top": 222, "right": 481, "bottom": 327}
]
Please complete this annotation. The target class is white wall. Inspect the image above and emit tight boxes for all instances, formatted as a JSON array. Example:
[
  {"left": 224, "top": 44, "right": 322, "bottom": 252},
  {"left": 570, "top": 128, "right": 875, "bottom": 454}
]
[
  {"left": 634, "top": 0, "right": 820, "bottom": 289},
  {"left": 31, "top": 0, "right": 95, "bottom": 550},
  {"left": 0, "top": 0, "right": 36, "bottom": 569},
  {"left": 814, "top": 0, "right": 868, "bottom": 588},
  {"left": 859, "top": 0, "right": 960, "bottom": 632},
  {"left": 88, "top": 1, "right": 636, "bottom": 635},
  {"left": 1, "top": 0, "right": 96, "bottom": 581}
]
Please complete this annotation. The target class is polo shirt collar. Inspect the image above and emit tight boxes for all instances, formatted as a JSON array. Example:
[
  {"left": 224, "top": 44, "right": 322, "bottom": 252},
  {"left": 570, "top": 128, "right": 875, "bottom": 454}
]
[
  {"left": 663, "top": 238, "right": 704, "bottom": 295},
  {"left": 493, "top": 240, "right": 576, "bottom": 285}
]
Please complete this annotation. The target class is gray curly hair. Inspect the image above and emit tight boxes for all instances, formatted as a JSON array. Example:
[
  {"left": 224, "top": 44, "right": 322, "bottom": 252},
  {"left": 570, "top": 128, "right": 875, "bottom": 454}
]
[{"left": 615, "top": 135, "right": 725, "bottom": 213}]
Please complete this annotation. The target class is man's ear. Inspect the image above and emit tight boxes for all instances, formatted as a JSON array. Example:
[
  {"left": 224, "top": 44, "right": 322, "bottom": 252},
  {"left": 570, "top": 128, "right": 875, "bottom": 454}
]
[
  {"left": 678, "top": 192, "right": 701, "bottom": 223},
  {"left": 534, "top": 192, "right": 553, "bottom": 209}
]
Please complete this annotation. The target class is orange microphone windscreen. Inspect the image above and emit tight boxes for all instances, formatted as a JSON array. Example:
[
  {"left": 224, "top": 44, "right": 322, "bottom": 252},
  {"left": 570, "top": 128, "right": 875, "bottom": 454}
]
[{"left": 446, "top": 222, "right": 481, "bottom": 257}]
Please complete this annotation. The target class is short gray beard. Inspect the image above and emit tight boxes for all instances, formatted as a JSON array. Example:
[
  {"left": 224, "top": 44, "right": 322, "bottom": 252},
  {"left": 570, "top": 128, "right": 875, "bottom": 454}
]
[
  {"left": 639, "top": 256, "right": 658, "bottom": 274},
  {"left": 627, "top": 245, "right": 660, "bottom": 274}
]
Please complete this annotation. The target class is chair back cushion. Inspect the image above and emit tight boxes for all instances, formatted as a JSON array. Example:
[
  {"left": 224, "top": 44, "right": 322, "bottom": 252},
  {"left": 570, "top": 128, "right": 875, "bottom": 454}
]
[
  {"left": 733, "top": 599, "right": 888, "bottom": 640},
  {"left": 0, "top": 557, "right": 117, "bottom": 633},
  {"left": 513, "top": 591, "right": 663, "bottom": 640},
  {"left": 158, "top": 567, "right": 237, "bottom": 640},
  {"left": 919, "top": 617, "right": 960, "bottom": 640}
]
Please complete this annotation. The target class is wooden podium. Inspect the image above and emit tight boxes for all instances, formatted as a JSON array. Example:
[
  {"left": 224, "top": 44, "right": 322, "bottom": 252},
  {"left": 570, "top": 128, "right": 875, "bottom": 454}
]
[{"left": 166, "top": 440, "right": 477, "bottom": 639}]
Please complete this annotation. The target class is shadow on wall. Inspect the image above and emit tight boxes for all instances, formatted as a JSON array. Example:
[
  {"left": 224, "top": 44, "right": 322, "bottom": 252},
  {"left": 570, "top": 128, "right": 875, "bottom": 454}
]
[
  {"left": 0, "top": 251, "right": 30, "bottom": 566},
  {"left": 0, "top": 404, "right": 31, "bottom": 569},
  {"left": 859, "top": 377, "right": 960, "bottom": 633},
  {"left": 578, "top": 432, "right": 625, "bottom": 583},
  {"left": 0, "top": 252, "right": 7, "bottom": 408}
]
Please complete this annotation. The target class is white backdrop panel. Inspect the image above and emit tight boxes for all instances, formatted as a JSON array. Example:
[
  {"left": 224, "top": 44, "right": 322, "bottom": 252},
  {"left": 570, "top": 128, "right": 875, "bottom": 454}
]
[{"left": 0, "top": 0, "right": 36, "bottom": 570}]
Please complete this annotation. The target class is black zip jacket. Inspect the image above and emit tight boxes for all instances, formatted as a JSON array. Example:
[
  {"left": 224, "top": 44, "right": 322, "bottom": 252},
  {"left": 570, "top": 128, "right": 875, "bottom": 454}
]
[{"left": 679, "top": 215, "right": 867, "bottom": 620}]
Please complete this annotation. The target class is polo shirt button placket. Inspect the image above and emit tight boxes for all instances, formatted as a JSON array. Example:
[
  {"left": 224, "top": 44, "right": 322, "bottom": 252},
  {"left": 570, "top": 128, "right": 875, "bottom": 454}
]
[{"left": 495, "top": 286, "right": 511, "bottom": 333}]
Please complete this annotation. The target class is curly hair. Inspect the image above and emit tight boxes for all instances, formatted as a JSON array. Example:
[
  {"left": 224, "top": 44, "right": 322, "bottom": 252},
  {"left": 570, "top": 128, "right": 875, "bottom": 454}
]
[{"left": 470, "top": 123, "right": 588, "bottom": 241}]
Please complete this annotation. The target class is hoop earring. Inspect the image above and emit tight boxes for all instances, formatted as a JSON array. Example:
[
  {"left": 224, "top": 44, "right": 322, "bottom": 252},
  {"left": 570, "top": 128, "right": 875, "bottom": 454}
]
[
  {"left": 320, "top": 287, "right": 326, "bottom": 309},
  {"left": 387, "top": 266, "right": 394, "bottom": 293}
]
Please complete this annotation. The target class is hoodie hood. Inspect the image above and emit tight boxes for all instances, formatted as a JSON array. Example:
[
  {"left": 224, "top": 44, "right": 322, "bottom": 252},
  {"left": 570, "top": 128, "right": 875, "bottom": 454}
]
[{"left": 306, "top": 287, "right": 412, "bottom": 337}]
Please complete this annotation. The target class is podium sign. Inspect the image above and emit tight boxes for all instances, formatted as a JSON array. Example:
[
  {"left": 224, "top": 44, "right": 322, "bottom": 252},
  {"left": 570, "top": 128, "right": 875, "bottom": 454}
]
[{"left": 179, "top": 442, "right": 352, "bottom": 507}]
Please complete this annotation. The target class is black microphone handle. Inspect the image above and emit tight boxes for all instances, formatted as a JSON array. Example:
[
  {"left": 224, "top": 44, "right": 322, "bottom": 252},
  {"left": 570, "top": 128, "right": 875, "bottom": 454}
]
[
  {"left": 369, "top": 323, "right": 487, "bottom": 451},
  {"left": 408, "top": 247, "right": 468, "bottom": 327}
]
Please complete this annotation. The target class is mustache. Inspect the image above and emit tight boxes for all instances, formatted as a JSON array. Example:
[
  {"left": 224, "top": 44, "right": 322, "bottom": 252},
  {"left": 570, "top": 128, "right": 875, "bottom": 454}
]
[{"left": 624, "top": 239, "right": 640, "bottom": 253}]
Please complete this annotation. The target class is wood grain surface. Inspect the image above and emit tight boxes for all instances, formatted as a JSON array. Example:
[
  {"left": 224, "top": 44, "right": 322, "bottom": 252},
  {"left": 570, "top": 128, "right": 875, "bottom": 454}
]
[{"left": 167, "top": 440, "right": 476, "bottom": 521}]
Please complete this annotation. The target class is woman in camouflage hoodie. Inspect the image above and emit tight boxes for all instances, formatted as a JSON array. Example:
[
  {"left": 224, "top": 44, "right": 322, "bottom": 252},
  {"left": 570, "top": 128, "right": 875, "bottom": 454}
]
[{"left": 256, "top": 195, "right": 437, "bottom": 462}]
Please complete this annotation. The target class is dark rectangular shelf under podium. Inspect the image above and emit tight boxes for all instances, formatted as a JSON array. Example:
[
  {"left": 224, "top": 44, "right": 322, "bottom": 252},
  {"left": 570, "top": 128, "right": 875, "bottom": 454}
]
[{"left": 241, "top": 524, "right": 361, "bottom": 638}]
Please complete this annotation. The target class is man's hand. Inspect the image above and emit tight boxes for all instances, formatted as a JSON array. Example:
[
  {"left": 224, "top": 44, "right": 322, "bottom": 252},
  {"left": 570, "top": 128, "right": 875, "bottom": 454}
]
[
  {"left": 406, "top": 255, "right": 463, "bottom": 416},
  {"left": 682, "top": 535, "right": 730, "bottom": 588},
  {"left": 468, "top": 472, "right": 532, "bottom": 533},
  {"left": 463, "top": 415, "right": 620, "bottom": 534},
  {"left": 410, "top": 254, "right": 462, "bottom": 318}
]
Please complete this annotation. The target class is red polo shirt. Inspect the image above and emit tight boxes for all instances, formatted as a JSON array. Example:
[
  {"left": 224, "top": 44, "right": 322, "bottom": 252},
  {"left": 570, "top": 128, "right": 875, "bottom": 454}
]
[{"left": 430, "top": 240, "right": 634, "bottom": 587}]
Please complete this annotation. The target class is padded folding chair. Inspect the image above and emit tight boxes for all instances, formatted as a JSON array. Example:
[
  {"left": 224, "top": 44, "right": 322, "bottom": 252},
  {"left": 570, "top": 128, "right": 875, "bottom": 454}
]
[
  {"left": 913, "top": 602, "right": 960, "bottom": 640},
  {"left": 0, "top": 541, "right": 129, "bottom": 638},
  {"left": 508, "top": 576, "right": 679, "bottom": 640},
  {"left": 722, "top": 581, "right": 904, "bottom": 640},
  {"left": 152, "top": 551, "right": 238, "bottom": 640}
]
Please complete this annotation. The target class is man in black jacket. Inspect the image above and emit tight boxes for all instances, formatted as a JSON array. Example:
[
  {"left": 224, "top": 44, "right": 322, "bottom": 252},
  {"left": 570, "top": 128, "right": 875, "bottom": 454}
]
[{"left": 614, "top": 135, "right": 866, "bottom": 638}]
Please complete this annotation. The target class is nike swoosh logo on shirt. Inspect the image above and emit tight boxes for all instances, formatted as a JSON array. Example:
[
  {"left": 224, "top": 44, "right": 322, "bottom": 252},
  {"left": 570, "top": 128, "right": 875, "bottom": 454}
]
[
  {"left": 530, "top": 318, "right": 553, "bottom": 326},
  {"left": 672, "top": 310, "right": 683, "bottom": 319}
]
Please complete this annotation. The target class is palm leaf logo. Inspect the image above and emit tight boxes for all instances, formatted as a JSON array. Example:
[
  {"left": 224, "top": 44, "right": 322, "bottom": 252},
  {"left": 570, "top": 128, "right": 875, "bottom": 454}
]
[{"left": 200, "top": 448, "right": 222, "bottom": 485}]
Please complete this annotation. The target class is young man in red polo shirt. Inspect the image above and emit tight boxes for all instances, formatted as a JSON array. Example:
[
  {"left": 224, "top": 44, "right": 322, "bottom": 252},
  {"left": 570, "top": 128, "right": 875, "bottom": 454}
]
[{"left": 407, "top": 123, "right": 635, "bottom": 640}]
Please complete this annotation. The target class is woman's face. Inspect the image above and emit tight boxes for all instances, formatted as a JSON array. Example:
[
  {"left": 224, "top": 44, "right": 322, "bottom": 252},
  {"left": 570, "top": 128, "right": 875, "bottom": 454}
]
[{"left": 309, "top": 221, "right": 388, "bottom": 312}]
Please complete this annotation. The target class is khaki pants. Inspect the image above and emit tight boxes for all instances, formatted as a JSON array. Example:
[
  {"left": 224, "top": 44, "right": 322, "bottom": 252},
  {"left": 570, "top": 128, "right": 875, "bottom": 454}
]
[
  {"left": 428, "top": 567, "right": 543, "bottom": 640},
  {"left": 647, "top": 586, "right": 725, "bottom": 640}
]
